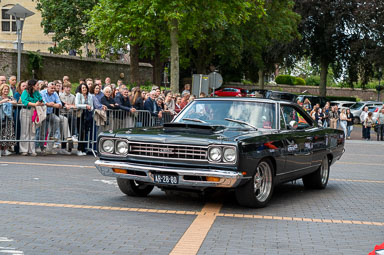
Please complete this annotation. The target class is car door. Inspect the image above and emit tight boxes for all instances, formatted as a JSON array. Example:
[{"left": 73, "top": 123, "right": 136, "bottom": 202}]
[
  {"left": 230, "top": 88, "right": 239, "bottom": 97},
  {"left": 279, "top": 104, "right": 314, "bottom": 177},
  {"left": 221, "top": 88, "right": 231, "bottom": 96}
]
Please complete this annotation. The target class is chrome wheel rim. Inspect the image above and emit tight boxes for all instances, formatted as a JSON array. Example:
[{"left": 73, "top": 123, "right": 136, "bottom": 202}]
[
  {"left": 320, "top": 157, "right": 329, "bottom": 185},
  {"left": 254, "top": 161, "right": 273, "bottom": 202}
]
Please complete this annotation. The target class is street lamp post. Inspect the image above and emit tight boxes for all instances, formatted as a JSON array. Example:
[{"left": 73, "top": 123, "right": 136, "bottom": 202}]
[
  {"left": 6, "top": 4, "right": 34, "bottom": 83},
  {"left": 377, "top": 67, "right": 383, "bottom": 102}
]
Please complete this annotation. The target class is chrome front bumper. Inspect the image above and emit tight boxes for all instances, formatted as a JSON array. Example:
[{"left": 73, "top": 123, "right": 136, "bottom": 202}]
[{"left": 95, "top": 160, "right": 245, "bottom": 188}]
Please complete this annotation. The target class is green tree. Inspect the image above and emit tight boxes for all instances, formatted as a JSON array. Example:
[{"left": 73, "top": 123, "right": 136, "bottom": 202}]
[
  {"left": 180, "top": 0, "right": 298, "bottom": 88},
  {"left": 88, "top": 0, "right": 169, "bottom": 84},
  {"left": 241, "top": 0, "right": 300, "bottom": 88},
  {"left": 343, "top": 1, "right": 384, "bottom": 88},
  {"left": 290, "top": 0, "right": 377, "bottom": 96},
  {"left": 89, "top": 0, "right": 264, "bottom": 92},
  {"left": 36, "top": 0, "right": 97, "bottom": 55}
]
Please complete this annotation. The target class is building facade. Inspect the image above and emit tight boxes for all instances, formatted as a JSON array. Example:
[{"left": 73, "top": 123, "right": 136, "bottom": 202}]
[{"left": 0, "top": 0, "right": 54, "bottom": 52}]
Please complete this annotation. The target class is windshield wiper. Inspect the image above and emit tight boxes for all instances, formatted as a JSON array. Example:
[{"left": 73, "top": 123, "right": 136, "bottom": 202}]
[
  {"left": 224, "top": 118, "right": 258, "bottom": 130},
  {"left": 182, "top": 118, "right": 207, "bottom": 124}
]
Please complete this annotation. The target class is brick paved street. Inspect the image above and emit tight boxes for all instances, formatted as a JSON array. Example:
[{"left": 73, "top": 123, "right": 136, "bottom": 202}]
[{"left": 0, "top": 141, "right": 383, "bottom": 255}]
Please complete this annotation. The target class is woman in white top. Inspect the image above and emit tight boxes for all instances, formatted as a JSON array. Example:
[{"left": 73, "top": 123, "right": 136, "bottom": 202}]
[
  {"left": 339, "top": 108, "right": 348, "bottom": 137},
  {"left": 75, "top": 84, "right": 94, "bottom": 156}
]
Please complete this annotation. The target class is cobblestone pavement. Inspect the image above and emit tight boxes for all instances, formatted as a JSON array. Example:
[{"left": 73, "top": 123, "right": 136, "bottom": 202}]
[{"left": 0, "top": 141, "right": 383, "bottom": 255}]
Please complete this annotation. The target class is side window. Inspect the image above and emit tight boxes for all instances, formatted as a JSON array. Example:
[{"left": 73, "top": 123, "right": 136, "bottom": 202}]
[{"left": 281, "top": 105, "right": 313, "bottom": 130}]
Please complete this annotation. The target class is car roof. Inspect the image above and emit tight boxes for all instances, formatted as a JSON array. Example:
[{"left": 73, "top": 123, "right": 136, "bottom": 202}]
[
  {"left": 297, "top": 95, "right": 325, "bottom": 98},
  {"left": 268, "top": 90, "right": 296, "bottom": 95},
  {"left": 221, "top": 87, "right": 246, "bottom": 90},
  {"left": 195, "top": 96, "right": 295, "bottom": 105},
  {"left": 330, "top": 101, "right": 355, "bottom": 103},
  {"left": 360, "top": 101, "right": 383, "bottom": 103}
]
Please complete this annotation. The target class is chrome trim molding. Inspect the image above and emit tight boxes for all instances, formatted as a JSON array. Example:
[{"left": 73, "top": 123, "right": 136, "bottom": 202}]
[
  {"left": 95, "top": 160, "right": 244, "bottom": 188},
  {"left": 128, "top": 141, "right": 208, "bottom": 161}
]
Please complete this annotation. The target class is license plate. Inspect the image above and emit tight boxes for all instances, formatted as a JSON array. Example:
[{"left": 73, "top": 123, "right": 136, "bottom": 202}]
[{"left": 153, "top": 174, "right": 179, "bottom": 184}]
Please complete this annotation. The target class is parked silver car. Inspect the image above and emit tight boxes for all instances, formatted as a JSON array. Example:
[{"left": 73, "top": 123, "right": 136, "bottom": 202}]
[
  {"left": 330, "top": 101, "right": 355, "bottom": 110},
  {"left": 371, "top": 105, "right": 384, "bottom": 121},
  {"left": 350, "top": 101, "right": 383, "bottom": 124}
]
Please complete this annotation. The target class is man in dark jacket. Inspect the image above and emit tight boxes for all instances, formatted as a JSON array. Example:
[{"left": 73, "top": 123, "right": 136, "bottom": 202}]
[
  {"left": 144, "top": 90, "right": 162, "bottom": 118},
  {"left": 115, "top": 87, "right": 136, "bottom": 128},
  {"left": 115, "top": 88, "right": 136, "bottom": 113}
]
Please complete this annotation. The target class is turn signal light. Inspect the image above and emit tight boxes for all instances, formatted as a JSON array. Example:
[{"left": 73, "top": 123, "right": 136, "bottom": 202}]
[
  {"left": 113, "top": 168, "right": 128, "bottom": 174},
  {"left": 206, "top": 177, "right": 220, "bottom": 182}
]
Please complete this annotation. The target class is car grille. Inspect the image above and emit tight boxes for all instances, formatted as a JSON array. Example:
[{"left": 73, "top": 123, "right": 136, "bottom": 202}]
[{"left": 128, "top": 142, "right": 208, "bottom": 161}]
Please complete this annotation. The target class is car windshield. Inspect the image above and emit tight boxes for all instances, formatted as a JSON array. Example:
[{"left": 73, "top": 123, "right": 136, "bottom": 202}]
[
  {"left": 350, "top": 102, "right": 364, "bottom": 110},
  {"left": 174, "top": 100, "right": 276, "bottom": 129}
]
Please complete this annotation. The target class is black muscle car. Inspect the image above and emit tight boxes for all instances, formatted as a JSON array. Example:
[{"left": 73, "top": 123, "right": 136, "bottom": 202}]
[{"left": 95, "top": 98, "right": 345, "bottom": 208}]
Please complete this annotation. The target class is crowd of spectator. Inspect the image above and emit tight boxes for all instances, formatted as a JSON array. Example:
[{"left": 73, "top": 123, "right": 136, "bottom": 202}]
[
  {"left": 297, "top": 99, "right": 384, "bottom": 141},
  {"left": 0, "top": 75, "right": 198, "bottom": 157},
  {"left": 1, "top": 74, "right": 383, "bottom": 157}
]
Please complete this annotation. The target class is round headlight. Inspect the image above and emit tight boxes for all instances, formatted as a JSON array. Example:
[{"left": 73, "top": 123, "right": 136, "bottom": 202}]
[
  {"left": 116, "top": 140, "right": 128, "bottom": 154},
  {"left": 102, "top": 139, "right": 114, "bottom": 153},
  {"left": 223, "top": 147, "right": 236, "bottom": 162},
  {"left": 209, "top": 147, "right": 222, "bottom": 162}
]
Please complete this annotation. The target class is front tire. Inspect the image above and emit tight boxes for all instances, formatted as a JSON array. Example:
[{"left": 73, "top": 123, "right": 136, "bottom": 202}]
[
  {"left": 235, "top": 159, "right": 274, "bottom": 208},
  {"left": 117, "top": 178, "right": 154, "bottom": 197},
  {"left": 302, "top": 156, "right": 330, "bottom": 189}
]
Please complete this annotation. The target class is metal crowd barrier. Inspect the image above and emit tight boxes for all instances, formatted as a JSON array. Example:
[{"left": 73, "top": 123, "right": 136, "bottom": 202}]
[{"left": 0, "top": 104, "right": 175, "bottom": 156}]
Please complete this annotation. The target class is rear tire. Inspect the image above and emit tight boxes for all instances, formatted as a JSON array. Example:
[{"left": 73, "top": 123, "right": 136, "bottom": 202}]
[
  {"left": 116, "top": 178, "right": 154, "bottom": 197},
  {"left": 302, "top": 156, "right": 330, "bottom": 189},
  {"left": 235, "top": 159, "right": 274, "bottom": 208}
]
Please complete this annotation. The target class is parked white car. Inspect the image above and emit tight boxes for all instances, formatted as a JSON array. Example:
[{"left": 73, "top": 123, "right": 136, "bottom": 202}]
[
  {"left": 330, "top": 101, "right": 356, "bottom": 110},
  {"left": 371, "top": 105, "right": 384, "bottom": 121},
  {"left": 350, "top": 101, "right": 383, "bottom": 124}
]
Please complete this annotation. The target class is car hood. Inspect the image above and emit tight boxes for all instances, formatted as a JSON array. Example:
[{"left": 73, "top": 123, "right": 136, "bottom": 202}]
[{"left": 111, "top": 123, "right": 272, "bottom": 145}]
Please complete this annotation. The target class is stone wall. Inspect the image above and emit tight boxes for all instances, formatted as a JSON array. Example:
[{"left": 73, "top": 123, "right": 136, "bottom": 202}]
[
  {"left": 0, "top": 48, "right": 153, "bottom": 84},
  {"left": 224, "top": 83, "right": 383, "bottom": 101}
]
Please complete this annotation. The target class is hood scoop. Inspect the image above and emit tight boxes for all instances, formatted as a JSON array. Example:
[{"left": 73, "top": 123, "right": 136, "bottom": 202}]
[{"left": 163, "top": 123, "right": 225, "bottom": 134}]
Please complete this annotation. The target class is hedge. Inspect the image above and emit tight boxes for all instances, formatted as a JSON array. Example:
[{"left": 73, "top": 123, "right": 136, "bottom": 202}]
[
  {"left": 275, "top": 75, "right": 306, "bottom": 85},
  {"left": 275, "top": 75, "right": 295, "bottom": 85},
  {"left": 294, "top": 77, "right": 306, "bottom": 85},
  {"left": 325, "top": 96, "right": 357, "bottom": 102}
]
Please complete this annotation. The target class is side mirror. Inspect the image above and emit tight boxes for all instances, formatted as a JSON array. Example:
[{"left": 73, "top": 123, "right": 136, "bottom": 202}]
[{"left": 289, "top": 120, "right": 298, "bottom": 130}]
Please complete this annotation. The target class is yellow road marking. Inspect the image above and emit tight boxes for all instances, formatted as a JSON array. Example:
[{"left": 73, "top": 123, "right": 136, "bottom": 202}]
[
  {"left": 0, "top": 200, "right": 382, "bottom": 227},
  {"left": 170, "top": 203, "right": 222, "bottom": 255}
]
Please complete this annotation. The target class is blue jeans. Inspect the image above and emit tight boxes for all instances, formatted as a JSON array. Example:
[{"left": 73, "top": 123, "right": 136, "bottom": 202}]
[
  {"left": 340, "top": 121, "right": 347, "bottom": 137},
  {"left": 347, "top": 125, "right": 353, "bottom": 138}
]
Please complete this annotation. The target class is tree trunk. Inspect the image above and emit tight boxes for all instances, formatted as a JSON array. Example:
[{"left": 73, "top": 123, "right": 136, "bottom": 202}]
[
  {"left": 152, "top": 46, "right": 162, "bottom": 86},
  {"left": 170, "top": 18, "right": 179, "bottom": 93},
  {"left": 130, "top": 44, "right": 140, "bottom": 85},
  {"left": 319, "top": 59, "right": 329, "bottom": 97},
  {"left": 258, "top": 69, "right": 264, "bottom": 89}
]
